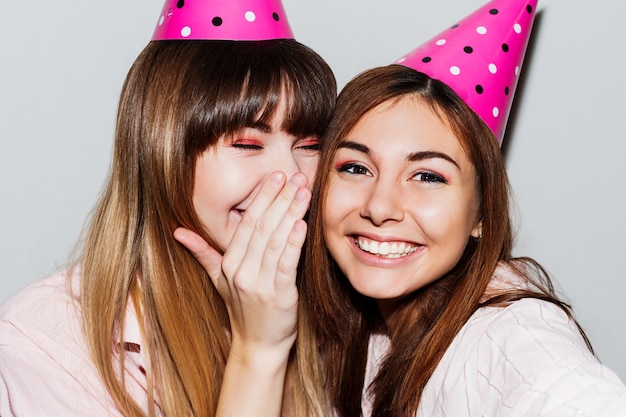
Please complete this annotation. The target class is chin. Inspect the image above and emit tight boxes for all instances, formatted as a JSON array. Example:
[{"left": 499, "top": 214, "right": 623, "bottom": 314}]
[{"left": 349, "top": 280, "right": 406, "bottom": 301}]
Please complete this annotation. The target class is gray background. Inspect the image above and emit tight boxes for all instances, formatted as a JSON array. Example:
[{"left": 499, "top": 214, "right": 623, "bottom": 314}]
[{"left": 1, "top": 0, "right": 624, "bottom": 381}]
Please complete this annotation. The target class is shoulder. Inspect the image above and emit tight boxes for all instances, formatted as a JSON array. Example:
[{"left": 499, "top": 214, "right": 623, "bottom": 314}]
[
  {"left": 438, "top": 297, "right": 598, "bottom": 382},
  {"left": 488, "top": 299, "right": 626, "bottom": 413},
  {"left": 0, "top": 269, "right": 149, "bottom": 416},
  {"left": 473, "top": 262, "right": 595, "bottom": 366},
  {"left": 0, "top": 268, "right": 86, "bottom": 363},
  {"left": 424, "top": 298, "right": 626, "bottom": 416},
  {"left": 0, "top": 268, "right": 82, "bottom": 341},
  {"left": 471, "top": 298, "right": 589, "bottom": 359}
]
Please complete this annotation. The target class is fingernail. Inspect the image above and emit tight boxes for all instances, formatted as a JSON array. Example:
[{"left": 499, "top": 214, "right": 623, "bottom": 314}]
[
  {"left": 294, "top": 220, "right": 307, "bottom": 233},
  {"left": 295, "top": 188, "right": 308, "bottom": 202},
  {"left": 271, "top": 172, "right": 285, "bottom": 185},
  {"left": 289, "top": 173, "right": 306, "bottom": 187}
]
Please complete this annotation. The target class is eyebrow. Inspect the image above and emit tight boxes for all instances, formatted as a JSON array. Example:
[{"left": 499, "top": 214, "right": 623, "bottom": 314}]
[
  {"left": 408, "top": 150, "right": 460, "bottom": 169},
  {"left": 338, "top": 140, "right": 370, "bottom": 154},
  {"left": 338, "top": 140, "right": 460, "bottom": 169}
]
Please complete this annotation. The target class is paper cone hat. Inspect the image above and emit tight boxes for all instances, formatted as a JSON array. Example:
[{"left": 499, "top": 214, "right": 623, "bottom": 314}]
[
  {"left": 152, "top": 0, "right": 294, "bottom": 41},
  {"left": 396, "top": 0, "right": 537, "bottom": 143}
]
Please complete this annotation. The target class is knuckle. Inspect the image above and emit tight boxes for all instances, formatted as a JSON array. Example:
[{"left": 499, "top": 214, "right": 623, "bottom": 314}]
[
  {"left": 287, "top": 202, "right": 305, "bottom": 220},
  {"left": 255, "top": 216, "right": 271, "bottom": 236},
  {"left": 278, "top": 187, "right": 294, "bottom": 203},
  {"left": 276, "top": 258, "right": 297, "bottom": 277},
  {"left": 220, "top": 261, "right": 239, "bottom": 284},
  {"left": 232, "top": 277, "right": 248, "bottom": 293},
  {"left": 232, "top": 273, "right": 254, "bottom": 294},
  {"left": 266, "top": 235, "right": 283, "bottom": 252},
  {"left": 240, "top": 211, "right": 257, "bottom": 229}
]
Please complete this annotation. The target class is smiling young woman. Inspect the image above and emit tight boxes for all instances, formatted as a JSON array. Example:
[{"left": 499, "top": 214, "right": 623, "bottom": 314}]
[
  {"left": 301, "top": 60, "right": 626, "bottom": 417},
  {"left": 323, "top": 96, "right": 482, "bottom": 305}
]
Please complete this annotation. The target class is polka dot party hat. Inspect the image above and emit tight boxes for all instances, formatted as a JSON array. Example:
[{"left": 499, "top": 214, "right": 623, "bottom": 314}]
[
  {"left": 152, "top": 0, "right": 294, "bottom": 41},
  {"left": 396, "top": 0, "right": 538, "bottom": 143}
]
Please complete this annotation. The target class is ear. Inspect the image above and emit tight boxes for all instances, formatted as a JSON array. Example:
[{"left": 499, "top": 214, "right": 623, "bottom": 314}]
[{"left": 470, "top": 219, "right": 483, "bottom": 239}]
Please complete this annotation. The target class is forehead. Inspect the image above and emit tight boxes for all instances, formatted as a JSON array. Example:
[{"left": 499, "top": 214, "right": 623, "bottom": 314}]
[{"left": 345, "top": 97, "right": 470, "bottom": 164}]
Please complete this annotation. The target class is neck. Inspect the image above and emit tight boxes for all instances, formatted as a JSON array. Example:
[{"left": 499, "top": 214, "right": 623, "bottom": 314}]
[{"left": 375, "top": 298, "right": 401, "bottom": 327}]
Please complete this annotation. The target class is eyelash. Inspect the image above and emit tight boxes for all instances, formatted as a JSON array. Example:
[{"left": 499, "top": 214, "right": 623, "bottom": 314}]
[
  {"left": 414, "top": 171, "right": 447, "bottom": 184},
  {"left": 298, "top": 142, "right": 320, "bottom": 152},
  {"left": 231, "top": 143, "right": 262, "bottom": 151},
  {"left": 337, "top": 163, "right": 448, "bottom": 184},
  {"left": 337, "top": 163, "right": 371, "bottom": 176},
  {"left": 230, "top": 140, "right": 320, "bottom": 152}
]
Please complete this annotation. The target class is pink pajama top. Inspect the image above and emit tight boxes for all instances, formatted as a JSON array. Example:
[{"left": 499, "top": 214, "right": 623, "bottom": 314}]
[
  {"left": 3, "top": 266, "right": 626, "bottom": 416},
  {"left": 361, "top": 265, "right": 626, "bottom": 416},
  {"left": 0, "top": 269, "right": 158, "bottom": 416}
]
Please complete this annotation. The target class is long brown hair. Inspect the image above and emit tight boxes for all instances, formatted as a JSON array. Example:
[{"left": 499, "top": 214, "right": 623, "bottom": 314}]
[
  {"left": 301, "top": 65, "right": 588, "bottom": 417},
  {"left": 74, "top": 39, "right": 335, "bottom": 417}
]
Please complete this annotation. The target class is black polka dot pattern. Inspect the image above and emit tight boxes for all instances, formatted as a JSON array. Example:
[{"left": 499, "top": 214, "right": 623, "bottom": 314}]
[
  {"left": 153, "top": 0, "right": 294, "bottom": 41},
  {"left": 394, "top": 0, "right": 538, "bottom": 143}
]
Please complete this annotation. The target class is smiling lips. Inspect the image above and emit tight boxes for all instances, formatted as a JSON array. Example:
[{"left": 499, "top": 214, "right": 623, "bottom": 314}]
[{"left": 354, "top": 236, "right": 419, "bottom": 258}]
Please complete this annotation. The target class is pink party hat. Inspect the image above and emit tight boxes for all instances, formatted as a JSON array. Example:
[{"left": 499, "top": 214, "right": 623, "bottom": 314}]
[
  {"left": 396, "top": 0, "right": 537, "bottom": 143},
  {"left": 152, "top": 0, "right": 294, "bottom": 41}
]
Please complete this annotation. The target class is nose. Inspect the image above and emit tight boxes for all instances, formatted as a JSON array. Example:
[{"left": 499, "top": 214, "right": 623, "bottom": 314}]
[
  {"left": 271, "top": 145, "right": 309, "bottom": 184},
  {"left": 284, "top": 154, "right": 302, "bottom": 179},
  {"left": 359, "top": 177, "right": 405, "bottom": 226}
]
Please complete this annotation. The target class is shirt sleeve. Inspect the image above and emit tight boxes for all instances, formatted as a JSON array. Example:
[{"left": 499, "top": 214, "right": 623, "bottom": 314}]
[
  {"left": 0, "top": 275, "right": 124, "bottom": 417},
  {"left": 477, "top": 299, "right": 626, "bottom": 417}
]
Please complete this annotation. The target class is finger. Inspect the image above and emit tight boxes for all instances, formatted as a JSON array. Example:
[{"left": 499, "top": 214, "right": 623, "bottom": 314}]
[
  {"left": 173, "top": 227, "right": 223, "bottom": 287},
  {"left": 274, "top": 219, "right": 308, "bottom": 296},
  {"left": 222, "top": 171, "right": 287, "bottom": 271},
  {"left": 253, "top": 185, "right": 310, "bottom": 294},
  {"left": 224, "top": 172, "right": 307, "bottom": 282},
  {"left": 244, "top": 172, "right": 308, "bottom": 243}
]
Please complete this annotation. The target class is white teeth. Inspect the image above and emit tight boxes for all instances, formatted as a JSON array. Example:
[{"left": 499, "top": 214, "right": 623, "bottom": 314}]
[
  {"left": 379, "top": 242, "right": 389, "bottom": 255},
  {"left": 355, "top": 236, "right": 418, "bottom": 258}
]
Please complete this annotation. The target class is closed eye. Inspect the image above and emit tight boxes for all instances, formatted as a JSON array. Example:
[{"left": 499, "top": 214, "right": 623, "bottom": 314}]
[
  {"left": 231, "top": 141, "right": 263, "bottom": 151},
  {"left": 296, "top": 139, "right": 320, "bottom": 152}
]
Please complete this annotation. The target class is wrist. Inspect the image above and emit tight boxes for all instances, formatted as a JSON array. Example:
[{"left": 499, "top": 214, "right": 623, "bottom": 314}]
[{"left": 227, "top": 339, "right": 293, "bottom": 376}]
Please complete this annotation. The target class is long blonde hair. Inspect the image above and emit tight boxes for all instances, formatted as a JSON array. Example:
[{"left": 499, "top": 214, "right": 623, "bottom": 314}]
[{"left": 75, "top": 39, "right": 335, "bottom": 417}]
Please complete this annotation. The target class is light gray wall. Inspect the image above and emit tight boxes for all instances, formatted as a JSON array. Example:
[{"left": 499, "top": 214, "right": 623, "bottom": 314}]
[{"left": 1, "top": 0, "right": 624, "bottom": 382}]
